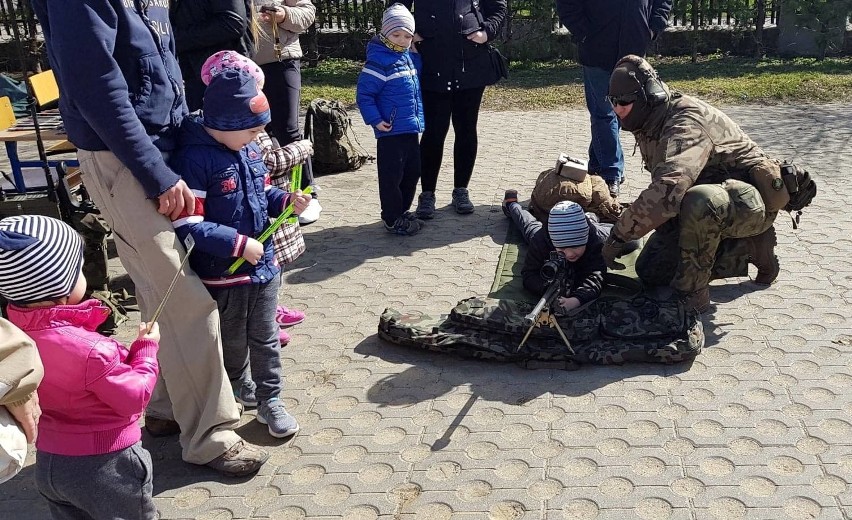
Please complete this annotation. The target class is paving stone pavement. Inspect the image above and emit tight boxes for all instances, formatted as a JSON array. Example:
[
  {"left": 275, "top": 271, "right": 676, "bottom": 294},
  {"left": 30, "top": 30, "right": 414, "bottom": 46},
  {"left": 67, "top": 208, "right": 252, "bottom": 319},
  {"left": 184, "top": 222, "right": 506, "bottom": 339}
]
[{"left": 2, "top": 104, "right": 852, "bottom": 520}]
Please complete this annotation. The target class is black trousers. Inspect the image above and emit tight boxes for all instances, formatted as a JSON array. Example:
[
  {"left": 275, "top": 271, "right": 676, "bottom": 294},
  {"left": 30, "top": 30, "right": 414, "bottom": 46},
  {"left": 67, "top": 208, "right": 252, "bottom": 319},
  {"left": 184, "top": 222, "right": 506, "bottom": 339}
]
[
  {"left": 377, "top": 133, "right": 421, "bottom": 225},
  {"left": 419, "top": 87, "right": 486, "bottom": 192},
  {"left": 261, "top": 59, "right": 315, "bottom": 192}
]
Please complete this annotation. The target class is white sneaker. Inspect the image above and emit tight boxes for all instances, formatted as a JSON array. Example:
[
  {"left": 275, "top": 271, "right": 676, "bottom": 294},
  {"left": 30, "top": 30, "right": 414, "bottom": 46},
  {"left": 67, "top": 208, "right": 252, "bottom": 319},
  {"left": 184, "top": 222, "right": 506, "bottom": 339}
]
[{"left": 299, "top": 198, "right": 322, "bottom": 225}]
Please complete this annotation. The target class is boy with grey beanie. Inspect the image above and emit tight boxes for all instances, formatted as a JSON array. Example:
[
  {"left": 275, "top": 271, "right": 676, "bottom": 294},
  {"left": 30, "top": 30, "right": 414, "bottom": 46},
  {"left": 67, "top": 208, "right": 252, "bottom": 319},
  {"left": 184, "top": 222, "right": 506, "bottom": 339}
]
[{"left": 502, "top": 191, "right": 634, "bottom": 311}]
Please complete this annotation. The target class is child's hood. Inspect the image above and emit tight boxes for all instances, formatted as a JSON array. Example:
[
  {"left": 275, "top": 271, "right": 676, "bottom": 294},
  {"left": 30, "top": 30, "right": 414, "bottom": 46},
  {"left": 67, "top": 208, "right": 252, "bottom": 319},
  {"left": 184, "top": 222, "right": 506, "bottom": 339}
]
[
  {"left": 177, "top": 113, "right": 223, "bottom": 148},
  {"left": 366, "top": 35, "right": 408, "bottom": 65},
  {"left": 7, "top": 299, "right": 110, "bottom": 333}
]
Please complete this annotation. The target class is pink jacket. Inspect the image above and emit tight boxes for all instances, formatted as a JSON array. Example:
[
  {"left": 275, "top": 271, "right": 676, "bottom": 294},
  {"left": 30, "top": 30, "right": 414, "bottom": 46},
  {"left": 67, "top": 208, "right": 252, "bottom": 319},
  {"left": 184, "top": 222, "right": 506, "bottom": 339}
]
[{"left": 7, "top": 299, "right": 159, "bottom": 456}]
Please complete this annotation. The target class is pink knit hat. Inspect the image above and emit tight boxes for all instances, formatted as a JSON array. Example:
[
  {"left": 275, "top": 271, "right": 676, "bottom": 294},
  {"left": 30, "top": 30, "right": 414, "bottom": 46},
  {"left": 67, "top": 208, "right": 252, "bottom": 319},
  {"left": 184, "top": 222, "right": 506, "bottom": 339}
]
[{"left": 200, "top": 51, "right": 265, "bottom": 88}]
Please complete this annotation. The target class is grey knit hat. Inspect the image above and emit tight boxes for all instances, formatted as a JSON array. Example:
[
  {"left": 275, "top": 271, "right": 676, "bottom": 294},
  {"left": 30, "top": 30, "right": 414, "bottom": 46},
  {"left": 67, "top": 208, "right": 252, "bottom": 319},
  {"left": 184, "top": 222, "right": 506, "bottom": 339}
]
[
  {"left": 547, "top": 201, "right": 589, "bottom": 247},
  {"left": 0, "top": 215, "right": 84, "bottom": 304},
  {"left": 381, "top": 3, "right": 415, "bottom": 37}
]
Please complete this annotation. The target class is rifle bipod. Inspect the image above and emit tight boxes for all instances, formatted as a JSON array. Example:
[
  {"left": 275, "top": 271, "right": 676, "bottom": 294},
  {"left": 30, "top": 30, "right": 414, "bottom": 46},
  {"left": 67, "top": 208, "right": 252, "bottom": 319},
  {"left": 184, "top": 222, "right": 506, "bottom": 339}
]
[{"left": 516, "top": 305, "right": 575, "bottom": 355}]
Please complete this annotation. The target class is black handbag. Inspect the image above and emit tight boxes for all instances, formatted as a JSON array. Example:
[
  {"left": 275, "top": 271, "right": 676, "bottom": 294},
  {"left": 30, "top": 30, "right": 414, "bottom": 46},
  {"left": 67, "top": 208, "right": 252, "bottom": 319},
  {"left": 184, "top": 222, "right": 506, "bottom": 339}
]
[{"left": 489, "top": 44, "right": 509, "bottom": 80}]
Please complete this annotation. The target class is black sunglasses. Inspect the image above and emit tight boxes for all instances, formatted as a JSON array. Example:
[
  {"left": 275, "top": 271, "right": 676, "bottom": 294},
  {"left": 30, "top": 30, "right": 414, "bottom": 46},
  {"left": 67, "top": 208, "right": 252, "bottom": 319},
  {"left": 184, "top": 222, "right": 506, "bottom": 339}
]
[{"left": 608, "top": 93, "right": 639, "bottom": 107}]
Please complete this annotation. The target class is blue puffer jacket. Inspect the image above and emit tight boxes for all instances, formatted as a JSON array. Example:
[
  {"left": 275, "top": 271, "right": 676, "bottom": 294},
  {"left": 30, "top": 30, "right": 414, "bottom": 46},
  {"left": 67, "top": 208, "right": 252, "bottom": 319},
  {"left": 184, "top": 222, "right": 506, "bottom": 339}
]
[
  {"left": 169, "top": 115, "right": 289, "bottom": 287},
  {"left": 30, "top": 0, "right": 187, "bottom": 199},
  {"left": 555, "top": 0, "right": 673, "bottom": 71},
  {"left": 356, "top": 36, "right": 425, "bottom": 139}
]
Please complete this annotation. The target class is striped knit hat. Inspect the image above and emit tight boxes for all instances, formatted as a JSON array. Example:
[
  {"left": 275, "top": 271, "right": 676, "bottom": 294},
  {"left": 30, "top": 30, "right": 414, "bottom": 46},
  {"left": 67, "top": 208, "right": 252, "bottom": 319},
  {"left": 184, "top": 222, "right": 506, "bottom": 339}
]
[
  {"left": 381, "top": 3, "right": 415, "bottom": 37},
  {"left": 547, "top": 201, "right": 589, "bottom": 247},
  {"left": 0, "top": 215, "right": 84, "bottom": 304}
]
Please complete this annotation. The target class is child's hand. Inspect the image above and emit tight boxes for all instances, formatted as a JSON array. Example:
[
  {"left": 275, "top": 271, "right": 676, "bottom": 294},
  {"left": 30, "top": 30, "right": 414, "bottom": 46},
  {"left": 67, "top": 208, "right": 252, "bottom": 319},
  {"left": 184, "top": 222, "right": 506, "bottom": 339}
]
[
  {"left": 242, "top": 238, "right": 264, "bottom": 265},
  {"left": 375, "top": 122, "right": 392, "bottom": 132},
  {"left": 291, "top": 191, "right": 312, "bottom": 215},
  {"left": 558, "top": 296, "right": 581, "bottom": 311},
  {"left": 467, "top": 30, "right": 488, "bottom": 44},
  {"left": 296, "top": 139, "right": 314, "bottom": 156},
  {"left": 413, "top": 33, "right": 424, "bottom": 43},
  {"left": 138, "top": 322, "right": 161, "bottom": 342}
]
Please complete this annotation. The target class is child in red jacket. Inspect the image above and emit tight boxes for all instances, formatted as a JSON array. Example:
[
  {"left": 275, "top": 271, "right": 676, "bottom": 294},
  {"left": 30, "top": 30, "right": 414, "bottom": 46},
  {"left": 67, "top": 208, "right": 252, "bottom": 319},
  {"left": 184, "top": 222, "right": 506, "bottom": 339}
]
[{"left": 0, "top": 215, "right": 160, "bottom": 520}]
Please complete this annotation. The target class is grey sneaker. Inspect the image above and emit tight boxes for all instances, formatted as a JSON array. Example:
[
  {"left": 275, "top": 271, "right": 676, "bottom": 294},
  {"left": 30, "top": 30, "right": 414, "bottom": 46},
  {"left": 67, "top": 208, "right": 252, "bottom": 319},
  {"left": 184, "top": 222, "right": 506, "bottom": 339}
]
[
  {"left": 234, "top": 381, "right": 258, "bottom": 409},
  {"left": 415, "top": 191, "right": 436, "bottom": 219},
  {"left": 384, "top": 215, "right": 422, "bottom": 236},
  {"left": 205, "top": 440, "right": 269, "bottom": 477},
  {"left": 452, "top": 187, "right": 474, "bottom": 214},
  {"left": 257, "top": 399, "right": 300, "bottom": 438}
]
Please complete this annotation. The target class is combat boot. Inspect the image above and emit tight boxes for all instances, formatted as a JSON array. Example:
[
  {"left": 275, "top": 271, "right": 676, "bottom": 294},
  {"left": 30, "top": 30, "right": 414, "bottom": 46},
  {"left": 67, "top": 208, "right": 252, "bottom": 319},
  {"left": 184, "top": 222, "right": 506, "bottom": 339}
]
[
  {"left": 680, "top": 287, "right": 710, "bottom": 314},
  {"left": 748, "top": 226, "right": 780, "bottom": 286}
]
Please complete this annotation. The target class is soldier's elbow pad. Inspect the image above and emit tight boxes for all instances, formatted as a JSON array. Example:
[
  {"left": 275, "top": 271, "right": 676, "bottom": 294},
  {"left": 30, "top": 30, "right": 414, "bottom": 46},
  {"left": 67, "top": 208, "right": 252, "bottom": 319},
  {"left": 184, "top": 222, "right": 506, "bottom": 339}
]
[{"left": 749, "top": 161, "right": 790, "bottom": 212}]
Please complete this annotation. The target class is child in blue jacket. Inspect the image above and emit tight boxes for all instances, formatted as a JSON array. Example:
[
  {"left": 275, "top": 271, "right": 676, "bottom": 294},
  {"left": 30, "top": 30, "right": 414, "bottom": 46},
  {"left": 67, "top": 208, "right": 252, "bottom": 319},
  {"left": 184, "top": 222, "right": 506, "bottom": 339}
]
[
  {"left": 356, "top": 3, "right": 425, "bottom": 236},
  {"left": 170, "top": 65, "right": 311, "bottom": 439}
]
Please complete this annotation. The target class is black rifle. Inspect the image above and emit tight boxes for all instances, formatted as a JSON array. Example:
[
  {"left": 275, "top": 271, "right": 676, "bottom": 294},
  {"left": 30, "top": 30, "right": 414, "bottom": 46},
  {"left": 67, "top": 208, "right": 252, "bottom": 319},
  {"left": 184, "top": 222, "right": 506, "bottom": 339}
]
[{"left": 516, "top": 252, "right": 575, "bottom": 354}]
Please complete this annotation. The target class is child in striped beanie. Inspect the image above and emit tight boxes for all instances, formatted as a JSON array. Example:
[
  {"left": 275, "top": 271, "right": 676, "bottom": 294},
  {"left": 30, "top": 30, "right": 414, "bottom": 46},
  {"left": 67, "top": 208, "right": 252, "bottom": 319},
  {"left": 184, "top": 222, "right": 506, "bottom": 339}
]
[
  {"left": 0, "top": 215, "right": 160, "bottom": 519},
  {"left": 503, "top": 194, "right": 616, "bottom": 311}
]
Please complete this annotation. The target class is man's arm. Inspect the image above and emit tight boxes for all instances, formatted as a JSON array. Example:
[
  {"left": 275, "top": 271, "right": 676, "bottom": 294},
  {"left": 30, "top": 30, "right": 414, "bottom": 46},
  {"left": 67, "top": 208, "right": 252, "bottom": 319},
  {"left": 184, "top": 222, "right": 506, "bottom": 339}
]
[
  {"left": 36, "top": 2, "right": 182, "bottom": 201},
  {"left": 614, "top": 119, "right": 713, "bottom": 241},
  {"left": 649, "top": 0, "right": 673, "bottom": 38},
  {"left": 173, "top": 0, "right": 248, "bottom": 54},
  {"left": 480, "top": 0, "right": 508, "bottom": 41},
  {"left": 555, "top": 0, "right": 591, "bottom": 44},
  {"left": 0, "top": 319, "right": 42, "bottom": 408}
]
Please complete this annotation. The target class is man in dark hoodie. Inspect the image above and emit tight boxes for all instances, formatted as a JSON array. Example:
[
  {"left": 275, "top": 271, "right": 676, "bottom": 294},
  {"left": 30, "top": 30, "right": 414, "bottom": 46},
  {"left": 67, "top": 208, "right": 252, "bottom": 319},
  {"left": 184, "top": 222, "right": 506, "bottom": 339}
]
[
  {"left": 30, "top": 0, "right": 269, "bottom": 477},
  {"left": 555, "top": 0, "right": 672, "bottom": 198}
]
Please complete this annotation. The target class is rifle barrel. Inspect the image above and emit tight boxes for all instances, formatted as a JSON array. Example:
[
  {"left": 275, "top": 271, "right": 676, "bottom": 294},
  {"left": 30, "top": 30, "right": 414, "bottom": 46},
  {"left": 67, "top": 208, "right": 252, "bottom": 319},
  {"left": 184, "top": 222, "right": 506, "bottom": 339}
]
[{"left": 523, "top": 282, "right": 561, "bottom": 327}]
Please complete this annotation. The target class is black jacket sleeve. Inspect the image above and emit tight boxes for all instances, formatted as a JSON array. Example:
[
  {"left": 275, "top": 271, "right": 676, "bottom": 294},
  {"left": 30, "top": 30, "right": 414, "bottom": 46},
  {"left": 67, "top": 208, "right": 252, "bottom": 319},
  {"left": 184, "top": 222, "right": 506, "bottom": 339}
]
[
  {"left": 481, "top": 0, "right": 508, "bottom": 41},
  {"left": 650, "top": 0, "right": 673, "bottom": 36},
  {"left": 555, "top": 0, "right": 591, "bottom": 43},
  {"left": 521, "top": 229, "right": 552, "bottom": 297},
  {"left": 173, "top": 0, "right": 248, "bottom": 54}
]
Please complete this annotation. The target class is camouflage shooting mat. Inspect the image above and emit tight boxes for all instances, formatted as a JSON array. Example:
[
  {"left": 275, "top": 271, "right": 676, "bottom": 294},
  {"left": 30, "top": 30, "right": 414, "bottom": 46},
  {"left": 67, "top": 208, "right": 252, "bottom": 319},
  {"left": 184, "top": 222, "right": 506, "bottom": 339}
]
[
  {"left": 379, "top": 227, "right": 702, "bottom": 368},
  {"left": 488, "top": 221, "right": 645, "bottom": 303}
]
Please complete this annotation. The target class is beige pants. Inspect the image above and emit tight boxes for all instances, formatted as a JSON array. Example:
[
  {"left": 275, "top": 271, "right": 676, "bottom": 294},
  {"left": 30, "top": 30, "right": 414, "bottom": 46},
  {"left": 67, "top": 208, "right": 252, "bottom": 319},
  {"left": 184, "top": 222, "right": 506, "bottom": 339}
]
[{"left": 77, "top": 149, "right": 241, "bottom": 464}]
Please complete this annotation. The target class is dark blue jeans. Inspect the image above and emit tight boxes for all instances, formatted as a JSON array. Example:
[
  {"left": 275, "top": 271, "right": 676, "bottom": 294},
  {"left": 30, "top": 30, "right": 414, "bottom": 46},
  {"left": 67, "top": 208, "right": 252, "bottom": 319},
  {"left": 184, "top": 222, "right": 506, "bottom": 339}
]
[
  {"left": 583, "top": 66, "right": 624, "bottom": 184},
  {"left": 378, "top": 133, "right": 421, "bottom": 226},
  {"left": 210, "top": 276, "right": 282, "bottom": 403}
]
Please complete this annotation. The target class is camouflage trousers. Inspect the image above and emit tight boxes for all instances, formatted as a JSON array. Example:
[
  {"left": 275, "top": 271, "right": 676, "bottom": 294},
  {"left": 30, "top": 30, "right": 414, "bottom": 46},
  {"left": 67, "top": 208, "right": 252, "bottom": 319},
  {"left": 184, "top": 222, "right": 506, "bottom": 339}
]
[{"left": 636, "top": 180, "right": 777, "bottom": 293}]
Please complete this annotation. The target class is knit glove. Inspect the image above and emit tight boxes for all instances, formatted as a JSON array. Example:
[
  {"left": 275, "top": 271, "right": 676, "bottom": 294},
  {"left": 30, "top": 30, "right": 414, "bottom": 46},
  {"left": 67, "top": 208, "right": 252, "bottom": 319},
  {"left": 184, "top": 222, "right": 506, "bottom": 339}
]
[{"left": 602, "top": 233, "right": 626, "bottom": 270}]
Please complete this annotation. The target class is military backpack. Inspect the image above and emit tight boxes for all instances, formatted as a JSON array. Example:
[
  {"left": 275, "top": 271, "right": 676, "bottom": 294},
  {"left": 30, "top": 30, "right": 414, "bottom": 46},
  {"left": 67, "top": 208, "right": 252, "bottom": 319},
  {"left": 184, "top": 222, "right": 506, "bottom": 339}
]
[{"left": 304, "top": 98, "right": 371, "bottom": 175}]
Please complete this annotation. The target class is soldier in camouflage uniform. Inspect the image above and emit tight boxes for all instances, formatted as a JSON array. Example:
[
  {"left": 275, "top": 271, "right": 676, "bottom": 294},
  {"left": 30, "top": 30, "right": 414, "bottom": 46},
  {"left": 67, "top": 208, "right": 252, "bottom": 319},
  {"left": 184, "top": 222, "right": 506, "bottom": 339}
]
[{"left": 600, "top": 55, "right": 788, "bottom": 312}]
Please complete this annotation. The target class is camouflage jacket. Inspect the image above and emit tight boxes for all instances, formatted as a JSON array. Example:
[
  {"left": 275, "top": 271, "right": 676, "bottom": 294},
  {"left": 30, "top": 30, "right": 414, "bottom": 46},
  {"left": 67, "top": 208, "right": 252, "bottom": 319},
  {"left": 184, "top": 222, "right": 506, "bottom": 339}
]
[{"left": 614, "top": 93, "right": 772, "bottom": 241}]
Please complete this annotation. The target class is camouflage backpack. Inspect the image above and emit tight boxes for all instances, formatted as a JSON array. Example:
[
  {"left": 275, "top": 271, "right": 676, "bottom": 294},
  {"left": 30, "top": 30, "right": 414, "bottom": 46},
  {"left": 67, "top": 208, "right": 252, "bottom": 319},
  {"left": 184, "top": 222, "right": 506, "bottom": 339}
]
[
  {"left": 378, "top": 295, "right": 703, "bottom": 368},
  {"left": 304, "top": 98, "right": 371, "bottom": 175}
]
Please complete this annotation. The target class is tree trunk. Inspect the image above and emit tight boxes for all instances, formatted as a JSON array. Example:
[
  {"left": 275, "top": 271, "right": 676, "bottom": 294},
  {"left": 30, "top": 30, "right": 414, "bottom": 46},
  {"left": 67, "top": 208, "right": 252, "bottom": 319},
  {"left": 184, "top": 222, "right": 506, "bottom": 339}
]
[{"left": 754, "top": 0, "right": 765, "bottom": 58}]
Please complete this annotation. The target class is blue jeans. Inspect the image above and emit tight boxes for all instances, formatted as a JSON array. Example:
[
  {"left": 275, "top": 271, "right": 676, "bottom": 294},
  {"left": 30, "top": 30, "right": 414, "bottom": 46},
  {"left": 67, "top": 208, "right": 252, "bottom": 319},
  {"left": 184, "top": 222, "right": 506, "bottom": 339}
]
[
  {"left": 210, "top": 276, "right": 283, "bottom": 403},
  {"left": 582, "top": 66, "right": 624, "bottom": 184}
]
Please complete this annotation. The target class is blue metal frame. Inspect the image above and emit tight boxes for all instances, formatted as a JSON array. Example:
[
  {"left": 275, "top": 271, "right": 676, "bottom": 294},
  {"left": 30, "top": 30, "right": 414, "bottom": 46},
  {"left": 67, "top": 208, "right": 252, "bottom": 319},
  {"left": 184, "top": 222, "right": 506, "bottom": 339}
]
[{"left": 5, "top": 140, "right": 79, "bottom": 193}]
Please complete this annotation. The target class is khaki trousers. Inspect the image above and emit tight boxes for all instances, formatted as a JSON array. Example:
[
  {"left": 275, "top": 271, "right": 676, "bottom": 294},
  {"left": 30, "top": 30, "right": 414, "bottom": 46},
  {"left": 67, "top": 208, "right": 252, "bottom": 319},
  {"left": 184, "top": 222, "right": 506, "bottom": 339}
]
[{"left": 78, "top": 150, "right": 241, "bottom": 464}]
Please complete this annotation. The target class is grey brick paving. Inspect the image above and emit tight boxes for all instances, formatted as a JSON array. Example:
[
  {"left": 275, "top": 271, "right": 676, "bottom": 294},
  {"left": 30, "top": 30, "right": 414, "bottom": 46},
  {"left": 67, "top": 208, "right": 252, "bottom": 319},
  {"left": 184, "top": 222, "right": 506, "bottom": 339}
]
[{"left": 2, "top": 104, "right": 852, "bottom": 519}]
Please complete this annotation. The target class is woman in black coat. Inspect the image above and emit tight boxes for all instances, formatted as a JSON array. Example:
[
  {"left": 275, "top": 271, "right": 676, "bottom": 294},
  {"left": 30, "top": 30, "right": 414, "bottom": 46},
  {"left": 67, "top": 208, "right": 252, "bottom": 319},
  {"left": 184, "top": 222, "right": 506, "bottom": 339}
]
[
  {"left": 396, "top": 0, "right": 508, "bottom": 217},
  {"left": 171, "top": 0, "right": 255, "bottom": 111}
]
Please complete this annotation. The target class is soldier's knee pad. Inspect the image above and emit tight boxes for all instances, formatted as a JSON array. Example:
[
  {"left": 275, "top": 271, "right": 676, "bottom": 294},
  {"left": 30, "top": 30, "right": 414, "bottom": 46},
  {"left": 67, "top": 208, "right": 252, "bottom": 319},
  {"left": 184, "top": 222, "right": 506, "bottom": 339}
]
[{"left": 679, "top": 184, "right": 728, "bottom": 225}]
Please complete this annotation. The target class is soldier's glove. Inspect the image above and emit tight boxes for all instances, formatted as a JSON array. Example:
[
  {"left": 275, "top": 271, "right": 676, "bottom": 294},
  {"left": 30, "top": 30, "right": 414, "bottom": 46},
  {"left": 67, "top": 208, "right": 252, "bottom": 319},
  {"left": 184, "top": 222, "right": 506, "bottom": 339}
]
[{"left": 602, "top": 233, "right": 627, "bottom": 270}]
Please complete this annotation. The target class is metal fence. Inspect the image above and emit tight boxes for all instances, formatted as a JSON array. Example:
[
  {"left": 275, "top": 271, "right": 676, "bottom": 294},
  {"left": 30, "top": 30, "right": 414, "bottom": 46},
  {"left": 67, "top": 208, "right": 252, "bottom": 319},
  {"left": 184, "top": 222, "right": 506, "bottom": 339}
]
[{"left": 314, "top": 0, "right": 783, "bottom": 31}]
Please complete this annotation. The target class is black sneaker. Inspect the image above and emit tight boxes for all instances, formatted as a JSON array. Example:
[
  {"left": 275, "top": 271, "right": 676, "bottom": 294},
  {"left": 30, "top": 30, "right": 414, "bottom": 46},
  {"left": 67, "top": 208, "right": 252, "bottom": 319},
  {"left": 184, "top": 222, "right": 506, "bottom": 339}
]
[
  {"left": 415, "top": 191, "right": 436, "bottom": 219},
  {"left": 502, "top": 189, "right": 518, "bottom": 217},
  {"left": 385, "top": 215, "right": 422, "bottom": 236},
  {"left": 452, "top": 187, "right": 474, "bottom": 214}
]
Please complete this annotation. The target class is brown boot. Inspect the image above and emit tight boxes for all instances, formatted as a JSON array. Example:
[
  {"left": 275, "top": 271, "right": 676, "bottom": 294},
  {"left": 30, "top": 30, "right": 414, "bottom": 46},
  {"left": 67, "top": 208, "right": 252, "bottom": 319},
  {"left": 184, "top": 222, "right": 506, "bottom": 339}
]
[
  {"left": 681, "top": 287, "right": 710, "bottom": 313},
  {"left": 144, "top": 416, "right": 181, "bottom": 437},
  {"left": 205, "top": 441, "right": 269, "bottom": 478},
  {"left": 748, "top": 227, "right": 780, "bottom": 286}
]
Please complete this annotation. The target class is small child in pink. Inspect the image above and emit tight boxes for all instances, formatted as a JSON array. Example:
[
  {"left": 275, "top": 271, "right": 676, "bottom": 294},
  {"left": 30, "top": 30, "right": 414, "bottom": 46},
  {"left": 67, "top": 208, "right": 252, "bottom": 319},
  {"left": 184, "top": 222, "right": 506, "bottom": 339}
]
[{"left": 0, "top": 215, "right": 160, "bottom": 520}]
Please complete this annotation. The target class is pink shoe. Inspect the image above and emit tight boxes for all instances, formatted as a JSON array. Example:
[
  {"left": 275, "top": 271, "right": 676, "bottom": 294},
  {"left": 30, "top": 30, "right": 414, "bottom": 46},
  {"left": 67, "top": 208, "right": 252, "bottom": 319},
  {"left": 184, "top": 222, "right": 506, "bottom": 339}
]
[
  {"left": 276, "top": 306, "right": 305, "bottom": 328},
  {"left": 279, "top": 329, "right": 291, "bottom": 345}
]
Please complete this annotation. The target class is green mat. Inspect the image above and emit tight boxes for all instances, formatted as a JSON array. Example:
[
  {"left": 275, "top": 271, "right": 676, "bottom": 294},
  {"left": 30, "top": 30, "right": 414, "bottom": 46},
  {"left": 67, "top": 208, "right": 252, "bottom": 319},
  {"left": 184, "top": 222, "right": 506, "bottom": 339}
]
[{"left": 488, "top": 224, "right": 644, "bottom": 303}]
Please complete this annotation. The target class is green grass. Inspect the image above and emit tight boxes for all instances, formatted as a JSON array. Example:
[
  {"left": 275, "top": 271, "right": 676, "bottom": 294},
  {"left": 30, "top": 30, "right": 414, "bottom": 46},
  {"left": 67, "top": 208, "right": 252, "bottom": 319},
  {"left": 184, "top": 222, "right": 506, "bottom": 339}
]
[{"left": 301, "top": 55, "right": 852, "bottom": 110}]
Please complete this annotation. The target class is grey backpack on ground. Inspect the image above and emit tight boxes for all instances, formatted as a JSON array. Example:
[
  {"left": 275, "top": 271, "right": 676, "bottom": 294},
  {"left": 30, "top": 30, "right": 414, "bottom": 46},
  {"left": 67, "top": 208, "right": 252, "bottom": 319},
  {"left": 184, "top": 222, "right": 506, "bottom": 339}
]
[
  {"left": 378, "top": 294, "right": 703, "bottom": 368},
  {"left": 304, "top": 98, "right": 371, "bottom": 175}
]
